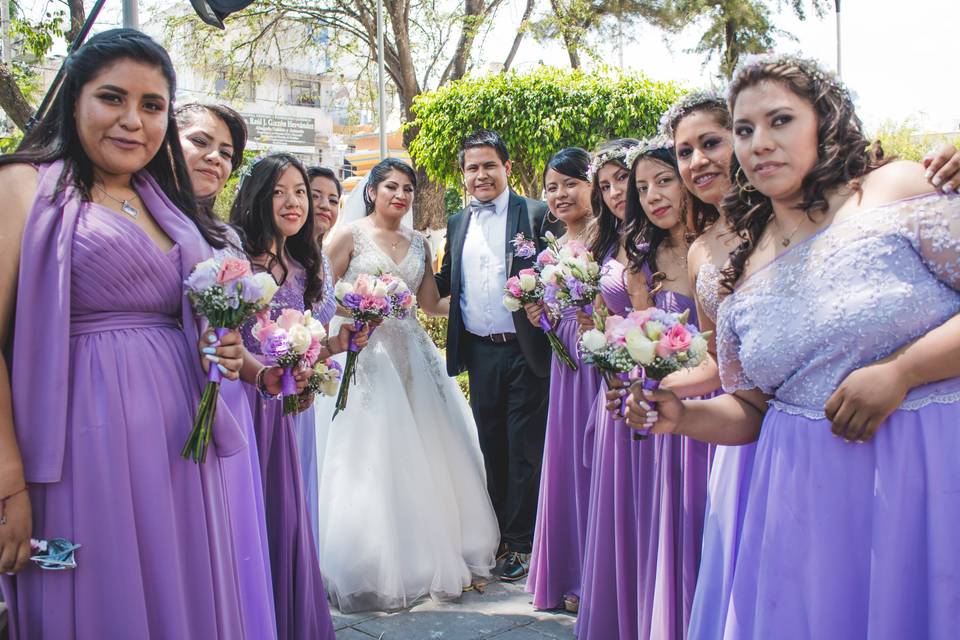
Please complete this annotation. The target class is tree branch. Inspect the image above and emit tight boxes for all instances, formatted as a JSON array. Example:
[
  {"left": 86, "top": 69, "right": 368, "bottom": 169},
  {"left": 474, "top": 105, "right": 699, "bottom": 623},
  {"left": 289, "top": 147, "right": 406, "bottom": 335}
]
[{"left": 503, "top": 0, "right": 536, "bottom": 72}]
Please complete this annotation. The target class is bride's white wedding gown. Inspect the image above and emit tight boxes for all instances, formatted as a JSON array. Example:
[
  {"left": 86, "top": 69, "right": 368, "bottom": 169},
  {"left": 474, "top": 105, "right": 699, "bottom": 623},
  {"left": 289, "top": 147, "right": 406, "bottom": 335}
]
[{"left": 316, "top": 222, "right": 499, "bottom": 613}]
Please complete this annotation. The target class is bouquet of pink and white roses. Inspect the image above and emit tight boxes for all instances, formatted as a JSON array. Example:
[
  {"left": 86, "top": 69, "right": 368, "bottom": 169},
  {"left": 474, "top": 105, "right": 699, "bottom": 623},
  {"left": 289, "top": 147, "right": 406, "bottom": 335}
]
[
  {"left": 537, "top": 231, "right": 603, "bottom": 314},
  {"left": 182, "top": 257, "right": 278, "bottom": 463},
  {"left": 503, "top": 267, "right": 579, "bottom": 371},
  {"left": 579, "top": 306, "right": 710, "bottom": 438},
  {"left": 305, "top": 358, "right": 343, "bottom": 398},
  {"left": 253, "top": 309, "right": 327, "bottom": 415},
  {"left": 332, "top": 272, "right": 414, "bottom": 417}
]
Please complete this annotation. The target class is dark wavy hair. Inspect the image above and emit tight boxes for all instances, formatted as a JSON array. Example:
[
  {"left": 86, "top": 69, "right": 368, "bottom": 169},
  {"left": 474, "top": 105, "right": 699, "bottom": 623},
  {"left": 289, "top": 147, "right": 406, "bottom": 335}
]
[
  {"left": 543, "top": 147, "right": 590, "bottom": 185},
  {"left": 230, "top": 153, "right": 323, "bottom": 306},
  {"left": 588, "top": 139, "right": 638, "bottom": 262},
  {"left": 0, "top": 29, "right": 226, "bottom": 248},
  {"left": 720, "top": 57, "right": 887, "bottom": 291},
  {"left": 624, "top": 145, "right": 690, "bottom": 295},
  {"left": 307, "top": 166, "right": 342, "bottom": 196},
  {"left": 363, "top": 158, "right": 417, "bottom": 214},
  {"left": 668, "top": 99, "right": 729, "bottom": 236}
]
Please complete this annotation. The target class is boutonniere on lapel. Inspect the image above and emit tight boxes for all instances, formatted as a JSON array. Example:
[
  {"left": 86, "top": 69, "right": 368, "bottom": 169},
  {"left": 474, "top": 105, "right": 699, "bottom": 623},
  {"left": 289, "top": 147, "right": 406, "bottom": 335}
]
[{"left": 510, "top": 233, "right": 537, "bottom": 259}]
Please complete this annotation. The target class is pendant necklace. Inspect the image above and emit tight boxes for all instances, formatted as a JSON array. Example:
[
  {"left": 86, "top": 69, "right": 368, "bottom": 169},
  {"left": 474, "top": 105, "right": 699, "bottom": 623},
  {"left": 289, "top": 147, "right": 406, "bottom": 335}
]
[
  {"left": 774, "top": 214, "right": 805, "bottom": 247},
  {"left": 95, "top": 183, "right": 140, "bottom": 219}
]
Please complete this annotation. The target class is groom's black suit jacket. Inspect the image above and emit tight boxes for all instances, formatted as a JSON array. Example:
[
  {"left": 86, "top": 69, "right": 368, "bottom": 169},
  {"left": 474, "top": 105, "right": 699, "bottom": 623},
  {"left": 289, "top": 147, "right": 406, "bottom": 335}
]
[{"left": 436, "top": 191, "right": 556, "bottom": 379}]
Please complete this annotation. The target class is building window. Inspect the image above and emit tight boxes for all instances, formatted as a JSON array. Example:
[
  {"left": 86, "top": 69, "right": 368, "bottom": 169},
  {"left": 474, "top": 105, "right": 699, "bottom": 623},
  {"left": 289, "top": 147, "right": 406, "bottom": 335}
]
[{"left": 290, "top": 80, "right": 321, "bottom": 106}]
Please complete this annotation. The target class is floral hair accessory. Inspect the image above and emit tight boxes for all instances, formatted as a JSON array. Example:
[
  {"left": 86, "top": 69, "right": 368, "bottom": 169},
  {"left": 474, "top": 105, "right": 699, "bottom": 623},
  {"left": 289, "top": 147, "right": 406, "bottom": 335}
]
[
  {"left": 586, "top": 144, "right": 640, "bottom": 184},
  {"left": 728, "top": 53, "right": 852, "bottom": 105},
  {"left": 235, "top": 155, "right": 267, "bottom": 193},
  {"left": 658, "top": 89, "right": 727, "bottom": 138},
  {"left": 624, "top": 136, "right": 675, "bottom": 168}
]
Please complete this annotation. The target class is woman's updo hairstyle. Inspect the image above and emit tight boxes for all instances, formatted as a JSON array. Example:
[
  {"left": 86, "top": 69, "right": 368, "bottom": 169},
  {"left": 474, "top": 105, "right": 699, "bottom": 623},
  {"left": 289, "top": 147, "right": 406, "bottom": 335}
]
[{"left": 363, "top": 158, "right": 417, "bottom": 215}]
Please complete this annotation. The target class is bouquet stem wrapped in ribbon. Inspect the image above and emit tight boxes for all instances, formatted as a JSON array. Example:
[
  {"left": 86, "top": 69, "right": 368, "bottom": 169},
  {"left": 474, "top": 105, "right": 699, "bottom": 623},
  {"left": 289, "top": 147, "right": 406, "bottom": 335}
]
[
  {"left": 579, "top": 305, "right": 710, "bottom": 440},
  {"left": 503, "top": 266, "right": 578, "bottom": 371},
  {"left": 254, "top": 309, "right": 329, "bottom": 415},
  {"left": 181, "top": 258, "right": 278, "bottom": 463},
  {"left": 333, "top": 271, "right": 416, "bottom": 418}
]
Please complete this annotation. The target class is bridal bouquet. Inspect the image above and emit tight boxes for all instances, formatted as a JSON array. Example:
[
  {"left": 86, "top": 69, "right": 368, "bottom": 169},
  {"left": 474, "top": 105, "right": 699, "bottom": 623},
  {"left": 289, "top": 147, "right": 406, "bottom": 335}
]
[
  {"left": 537, "top": 231, "right": 602, "bottom": 314},
  {"left": 332, "top": 273, "right": 402, "bottom": 417},
  {"left": 305, "top": 358, "right": 343, "bottom": 398},
  {"left": 503, "top": 269, "right": 579, "bottom": 371},
  {"left": 181, "top": 257, "right": 278, "bottom": 463},
  {"left": 580, "top": 306, "right": 710, "bottom": 438},
  {"left": 254, "top": 309, "right": 328, "bottom": 415}
]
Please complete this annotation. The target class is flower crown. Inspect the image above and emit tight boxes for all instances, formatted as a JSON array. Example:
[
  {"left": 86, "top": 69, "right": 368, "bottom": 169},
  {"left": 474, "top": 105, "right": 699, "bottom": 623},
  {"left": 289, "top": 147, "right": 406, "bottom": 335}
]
[
  {"left": 586, "top": 145, "right": 637, "bottom": 184},
  {"left": 658, "top": 89, "right": 727, "bottom": 138},
  {"left": 623, "top": 136, "right": 675, "bottom": 168},
  {"left": 728, "top": 53, "right": 853, "bottom": 104}
]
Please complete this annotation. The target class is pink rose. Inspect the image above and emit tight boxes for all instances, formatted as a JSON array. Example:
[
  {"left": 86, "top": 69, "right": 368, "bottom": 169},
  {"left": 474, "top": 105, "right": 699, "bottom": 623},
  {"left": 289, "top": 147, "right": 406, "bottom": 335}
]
[
  {"left": 276, "top": 308, "right": 303, "bottom": 331},
  {"left": 254, "top": 319, "right": 281, "bottom": 342},
  {"left": 537, "top": 249, "right": 558, "bottom": 266},
  {"left": 518, "top": 267, "right": 537, "bottom": 277},
  {"left": 656, "top": 323, "right": 693, "bottom": 358},
  {"left": 303, "top": 339, "right": 323, "bottom": 366},
  {"left": 507, "top": 281, "right": 522, "bottom": 297},
  {"left": 566, "top": 241, "right": 588, "bottom": 258},
  {"left": 626, "top": 308, "right": 655, "bottom": 325},
  {"left": 604, "top": 315, "right": 631, "bottom": 346},
  {"left": 217, "top": 257, "right": 252, "bottom": 284}
]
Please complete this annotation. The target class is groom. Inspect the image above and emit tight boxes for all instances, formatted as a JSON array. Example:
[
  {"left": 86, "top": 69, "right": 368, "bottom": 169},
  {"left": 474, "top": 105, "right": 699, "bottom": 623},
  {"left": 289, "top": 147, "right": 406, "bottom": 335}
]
[{"left": 436, "top": 130, "right": 553, "bottom": 581}]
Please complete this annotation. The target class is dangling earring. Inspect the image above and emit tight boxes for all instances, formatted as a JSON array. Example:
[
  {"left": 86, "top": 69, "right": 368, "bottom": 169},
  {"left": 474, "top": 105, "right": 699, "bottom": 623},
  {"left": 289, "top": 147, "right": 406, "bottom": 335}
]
[
  {"left": 734, "top": 166, "right": 757, "bottom": 195},
  {"left": 546, "top": 209, "right": 560, "bottom": 224}
]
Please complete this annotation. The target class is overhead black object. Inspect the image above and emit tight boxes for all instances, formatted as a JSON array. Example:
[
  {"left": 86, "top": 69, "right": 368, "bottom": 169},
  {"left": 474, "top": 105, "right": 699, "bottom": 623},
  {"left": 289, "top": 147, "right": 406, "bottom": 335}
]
[{"left": 189, "top": 0, "right": 256, "bottom": 29}]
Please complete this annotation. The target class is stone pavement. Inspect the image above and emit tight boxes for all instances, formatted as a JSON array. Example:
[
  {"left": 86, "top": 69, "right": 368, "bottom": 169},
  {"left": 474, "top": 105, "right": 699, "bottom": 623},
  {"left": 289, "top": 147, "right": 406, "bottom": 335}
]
[{"left": 331, "top": 578, "right": 577, "bottom": 640}]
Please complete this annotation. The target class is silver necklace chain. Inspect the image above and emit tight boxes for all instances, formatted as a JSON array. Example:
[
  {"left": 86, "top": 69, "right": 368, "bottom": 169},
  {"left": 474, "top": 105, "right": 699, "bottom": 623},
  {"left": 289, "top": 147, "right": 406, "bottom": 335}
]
[{"left": 95, "top": 183, "right": 140, "bottom": 219}]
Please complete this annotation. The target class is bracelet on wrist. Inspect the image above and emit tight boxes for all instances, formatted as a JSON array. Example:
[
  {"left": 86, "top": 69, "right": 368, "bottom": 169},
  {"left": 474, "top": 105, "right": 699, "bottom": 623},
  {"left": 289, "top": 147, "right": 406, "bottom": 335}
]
[{"left": 255, "top": 366, "right": 280, "bottom": 400}]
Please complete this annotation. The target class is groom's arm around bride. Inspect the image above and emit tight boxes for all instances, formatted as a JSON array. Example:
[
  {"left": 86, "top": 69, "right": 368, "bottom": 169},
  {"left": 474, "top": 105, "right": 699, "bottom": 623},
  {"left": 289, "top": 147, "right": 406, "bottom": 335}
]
[{"left": 434, "top": 130, "right": 554, "bottom": 579}]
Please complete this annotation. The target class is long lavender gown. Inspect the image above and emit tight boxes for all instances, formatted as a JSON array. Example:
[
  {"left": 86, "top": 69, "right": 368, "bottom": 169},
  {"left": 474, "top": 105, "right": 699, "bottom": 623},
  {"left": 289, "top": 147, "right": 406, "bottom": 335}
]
[
  {"left": 526, "top": 305, "right": 601, "bottom": 610},
  {"left": 576, "top": 257, "right": 712, "bottom": 640},
  {"left": 4, "top": 163, "right": 272, "bottom": 638},
  {"left": 291, "top": 254, "right": 337, "bottom": 549},
  {"left": 241, "top": 260, "right": 336, "bottom": 640},
  {"left": 694, "top": 193, "right": 960, "bottom": 638}
]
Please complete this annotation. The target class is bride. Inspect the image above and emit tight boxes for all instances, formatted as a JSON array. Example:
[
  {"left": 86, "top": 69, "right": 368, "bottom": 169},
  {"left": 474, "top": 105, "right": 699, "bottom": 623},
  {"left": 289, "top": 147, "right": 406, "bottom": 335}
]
[{"left": 319, "top": 158, "right": 499, "bottom": 613}]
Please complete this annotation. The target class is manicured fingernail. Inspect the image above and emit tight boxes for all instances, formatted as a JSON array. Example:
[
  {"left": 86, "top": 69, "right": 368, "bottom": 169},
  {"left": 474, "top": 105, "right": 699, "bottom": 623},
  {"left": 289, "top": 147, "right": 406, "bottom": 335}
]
[
  {"left": 206, "top": 334, "right": 218, "bottom": 344},
  {"left": 924, "top": 169, "right": 933, "bottom": 180},
  {"left": 202, "top": 347, "right": 216, "bottom": 355},
  {"left": 642, "top": 389, "right": 654, "bottom": 398},
  {"left": 931, "top": 176, "right": 942, "bottom": 187},
  {"left": 639, "top": 401, "right": 650, "bottom": 411},
  {"left": 618, "top": 389, "right": 627, "bottom": 397},
  {"left": 205, "top": 355, "right": 220, "bottom": 364},
  {"left": 217, "top": 364, "right": 228, "bottom": 374},
  {"left": 943, "top": 183, "right": 955, "bottom": 194}
]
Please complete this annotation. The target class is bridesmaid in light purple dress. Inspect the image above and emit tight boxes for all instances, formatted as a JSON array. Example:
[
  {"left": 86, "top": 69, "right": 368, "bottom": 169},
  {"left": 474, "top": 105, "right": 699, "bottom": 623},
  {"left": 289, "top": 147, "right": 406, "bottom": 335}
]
[
  {"left": 232, "top": 153, "right": 361, "bottom": 640},
  {"left": 524, "top": 148, "right": 602, "bottom": 613},
  {"left": 632, "top": 54, "right": 960, "bottom": 639},
  {"left": 0, "top": 30, "right": 271, "bottom": 638}
]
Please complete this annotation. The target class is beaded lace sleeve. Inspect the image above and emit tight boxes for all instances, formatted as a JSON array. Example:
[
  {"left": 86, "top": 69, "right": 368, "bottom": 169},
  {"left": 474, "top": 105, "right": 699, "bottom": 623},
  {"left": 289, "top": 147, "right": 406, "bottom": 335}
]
[
  {"left": 902, "top": 194, "right": 960, "bottom": 290},
  {"left": 715, "top": 301, "right": 758, "bottom": 394}
]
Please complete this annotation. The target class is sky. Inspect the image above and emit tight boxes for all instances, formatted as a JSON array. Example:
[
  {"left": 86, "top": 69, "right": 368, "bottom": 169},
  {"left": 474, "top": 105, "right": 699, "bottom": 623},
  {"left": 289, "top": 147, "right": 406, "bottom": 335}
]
[
  {"left": 480, "top": 0, "right": 960, "bottom": 133},
  {"left": 19, "top": 0, "right": 960, "bottom": 134}
]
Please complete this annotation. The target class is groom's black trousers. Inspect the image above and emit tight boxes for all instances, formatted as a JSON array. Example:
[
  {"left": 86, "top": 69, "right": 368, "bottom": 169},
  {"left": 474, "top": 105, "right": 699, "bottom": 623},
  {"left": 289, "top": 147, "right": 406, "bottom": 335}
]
[{"left": 463, "top": 334, "right": 549, "bottom": 554}]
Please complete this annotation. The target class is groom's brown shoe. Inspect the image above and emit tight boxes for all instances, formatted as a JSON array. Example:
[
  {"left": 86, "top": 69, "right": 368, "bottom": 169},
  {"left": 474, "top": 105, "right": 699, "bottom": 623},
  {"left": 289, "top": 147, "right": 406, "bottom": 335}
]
[{"left": 500, "top": 552, "right": 528, "bottom": 582}]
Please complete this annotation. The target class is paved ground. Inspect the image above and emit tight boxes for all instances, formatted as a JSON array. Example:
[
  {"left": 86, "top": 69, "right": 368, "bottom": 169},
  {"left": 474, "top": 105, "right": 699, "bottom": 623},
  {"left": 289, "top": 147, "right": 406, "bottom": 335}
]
[{"left": 331, "top": 578, "right": 577, "bottom": 640}]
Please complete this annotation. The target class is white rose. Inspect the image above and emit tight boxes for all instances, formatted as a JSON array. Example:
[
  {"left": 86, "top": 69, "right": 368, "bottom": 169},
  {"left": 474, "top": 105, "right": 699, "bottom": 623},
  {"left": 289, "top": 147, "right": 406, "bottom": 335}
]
[
  {"left": 540, "top": 264, "right": 559, "bottom": 285},
  {"left": 644, "top": 320, "right": 665, "bottom": 341},
  {"left": 321, "top": 380, "right": 339, "bottom": 396},
  {"left": 252, "top": 272, "right": 279, "bottom": 306},
  {"left": 580, "top": 329, "right": 607, "bottom": 353},
  {"left": 587, "top": 262, "right": 600, "bottom": 277},
  {"left": 689, "top": 334, "right": 708, "bottom": 362},
  {"left": 372, "top": 281, "right": 389, "bottom": 297},
  {"left": 305, "top": 316, "right": 326, "bottom": 342},
  {"left": 518, "top": 273, "right": 537, "bottom": 292},
  {"left": 625, "top": 328, "right": 656, "bottom": 365},
  {"left": 334, "top": 280, "right": 354, "bottom": 300},
  {"left": 287, "top": 324, "right": 313, "bottom": 354},
  {"left": 502, "top": 295, "right": 522, "bottom": 312}
]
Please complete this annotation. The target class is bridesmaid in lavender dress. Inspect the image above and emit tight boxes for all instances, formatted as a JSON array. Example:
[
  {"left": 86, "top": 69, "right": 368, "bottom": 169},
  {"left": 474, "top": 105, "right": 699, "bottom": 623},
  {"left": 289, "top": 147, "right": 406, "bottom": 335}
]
[
  {"left": 632, "top": 54, "right": 960, "bottom": 639},
  {"left": 0, "top": 30, "right": 272, "bottom": 638},
  {"left": 231, "top": 153, "right": 361, "bottom": 639},
  {"left": 523, "top": 148, "right": 602, "bottom": 613},
  {"left": 176, "top": 102, "right": 278, "bottom": 638}
]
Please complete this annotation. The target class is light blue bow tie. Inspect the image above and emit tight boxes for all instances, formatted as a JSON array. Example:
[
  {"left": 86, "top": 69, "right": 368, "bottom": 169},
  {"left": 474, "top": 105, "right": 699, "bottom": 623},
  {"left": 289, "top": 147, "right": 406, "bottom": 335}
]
[{"left": 469, "top": 200, "right": 497, "bottom": 215}]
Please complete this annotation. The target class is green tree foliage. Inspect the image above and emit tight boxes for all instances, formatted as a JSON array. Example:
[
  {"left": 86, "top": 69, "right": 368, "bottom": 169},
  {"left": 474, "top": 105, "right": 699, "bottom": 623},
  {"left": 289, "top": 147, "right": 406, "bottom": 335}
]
[
  {"left": 872, "top": 120, "right": 960, "bottom": 163},
  {"left": 407, "top": 66, "right": 683, "bottom": 196}
]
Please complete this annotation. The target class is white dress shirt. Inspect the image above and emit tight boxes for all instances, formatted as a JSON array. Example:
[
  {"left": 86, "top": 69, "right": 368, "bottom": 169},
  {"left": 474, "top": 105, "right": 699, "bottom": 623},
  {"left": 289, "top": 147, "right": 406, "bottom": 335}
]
[{"left": 460, "top": 188, "right": 516, "bottom": 336}]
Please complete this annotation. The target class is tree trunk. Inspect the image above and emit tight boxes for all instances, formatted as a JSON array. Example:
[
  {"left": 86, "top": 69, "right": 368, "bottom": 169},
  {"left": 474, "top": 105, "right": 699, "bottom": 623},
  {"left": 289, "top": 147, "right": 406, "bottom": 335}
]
[
  {"left": 403, "top": 122, "right": 447, "bottom": 230},
  {"left": 0, "top": 62, "right": 35, "bottom": 131},
  {"left": 723, "top": 17, "right": 736, "bottom": 79}
]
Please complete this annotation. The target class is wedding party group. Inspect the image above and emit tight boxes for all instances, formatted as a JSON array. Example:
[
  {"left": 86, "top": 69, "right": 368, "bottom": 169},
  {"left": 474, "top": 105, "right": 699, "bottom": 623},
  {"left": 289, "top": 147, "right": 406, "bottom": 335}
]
[{"left": 0, "top": 24, "right": 958, "bottom": 640}]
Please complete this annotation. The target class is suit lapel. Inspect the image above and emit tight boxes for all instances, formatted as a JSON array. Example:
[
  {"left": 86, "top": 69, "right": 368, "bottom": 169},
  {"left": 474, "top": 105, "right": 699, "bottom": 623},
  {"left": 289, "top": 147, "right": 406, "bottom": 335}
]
[
  {"left": 505, "top": 193, "right": 522, "bottom": 276},
  {"left": 451, "top": 206, "right": 471, "bottom": 294}
]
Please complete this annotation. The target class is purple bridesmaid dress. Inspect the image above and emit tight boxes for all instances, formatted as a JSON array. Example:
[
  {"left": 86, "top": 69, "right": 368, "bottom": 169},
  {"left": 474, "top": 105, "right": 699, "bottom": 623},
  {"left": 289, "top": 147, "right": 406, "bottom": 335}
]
[
  {"left": 4, "top": 163, "right": 272, "bottom": 638},
  {"left": 240, "top": 261, "right": 337, "bottom": 640},
  {"left": 526, "top": 305, "right": 601, "bottom": 610},
  {"left": 576, "top": 257, "right": 712, "bottom": 640}
]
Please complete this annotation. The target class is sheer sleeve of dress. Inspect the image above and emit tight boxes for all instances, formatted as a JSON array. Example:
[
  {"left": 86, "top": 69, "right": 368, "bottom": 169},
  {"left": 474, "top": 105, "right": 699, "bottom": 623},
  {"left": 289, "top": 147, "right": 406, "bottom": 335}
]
[
  {"left": 214, "top": 224, "right": 248, "bottom": 261},
  {"left": 902, "top": 194, "right": 960, "bottom": 291},
  {"left": 715, "top": 301, "right": 756, "bottom": 394}
]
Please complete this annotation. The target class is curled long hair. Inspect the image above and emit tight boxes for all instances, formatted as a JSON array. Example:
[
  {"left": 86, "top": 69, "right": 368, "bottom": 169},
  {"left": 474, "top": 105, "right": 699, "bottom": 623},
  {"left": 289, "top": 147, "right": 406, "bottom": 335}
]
[
  {"left": 230, "top": 153, "right": 323, "bottom": 306},
  {"left": 588, "top": 138, "right": 639, "bottom": 262},
  {"left": 624, "top": 146, "right": 690, "bottom": 297},
  {"left": 721, "top": 56, "right": 887, "bottom": 291},
  {"left": 174, "top": 102, "right": 248, "bottom": 220},
  {"left": 665, "top": 93, "right": 730, "bottom": 235},
  {"left": 0, "top": 29, "right": 226, "bottom": 249}
]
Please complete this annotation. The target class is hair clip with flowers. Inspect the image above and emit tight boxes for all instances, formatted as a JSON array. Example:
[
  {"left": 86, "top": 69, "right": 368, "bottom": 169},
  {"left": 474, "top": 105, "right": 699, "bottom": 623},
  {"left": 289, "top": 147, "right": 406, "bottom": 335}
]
[
  {"left": 658, "top": 89, "right": 727, "bottom": 138},
  {"left": 235, "top": 155, "right": 267, "bottom": 193},
  {"left": 624, "top": 135, "right": 675, "bottom": 168},
  {"left": 586, "top": 144, "right": 640, "bottom": 184},
  {"left": 727, "top": 52, "right": 853, "bottom": 105}
]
